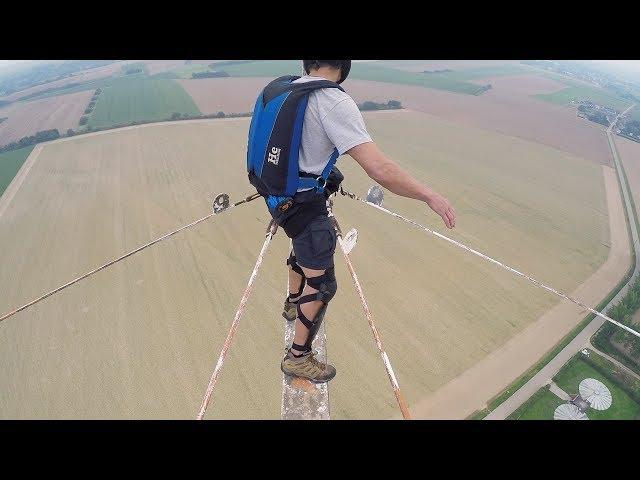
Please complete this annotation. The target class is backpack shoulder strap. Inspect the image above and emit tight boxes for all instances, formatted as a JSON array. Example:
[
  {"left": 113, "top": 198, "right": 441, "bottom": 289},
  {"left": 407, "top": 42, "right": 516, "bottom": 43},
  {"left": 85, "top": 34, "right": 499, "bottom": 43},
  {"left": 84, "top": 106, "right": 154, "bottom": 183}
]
[{"left": 262, "top": 76, "right": 344, "bottom": 104}]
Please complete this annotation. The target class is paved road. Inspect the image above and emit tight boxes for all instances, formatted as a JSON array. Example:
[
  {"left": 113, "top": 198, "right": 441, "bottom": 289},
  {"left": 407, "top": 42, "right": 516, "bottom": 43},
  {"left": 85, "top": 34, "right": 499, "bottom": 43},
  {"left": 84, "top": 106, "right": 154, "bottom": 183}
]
[
  {"left": 485, "top": 104, "right": 638, "bottom": 420},
  {"left": 548, "top": 381, "right": 570, "bottom": 401}
]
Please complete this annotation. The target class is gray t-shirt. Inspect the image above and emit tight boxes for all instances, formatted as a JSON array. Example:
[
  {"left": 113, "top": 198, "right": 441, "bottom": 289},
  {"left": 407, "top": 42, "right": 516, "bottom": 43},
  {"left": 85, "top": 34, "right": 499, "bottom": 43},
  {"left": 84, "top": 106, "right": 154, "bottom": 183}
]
[{"left": 292, "top": 75, "right": 372, "bottom": 191}]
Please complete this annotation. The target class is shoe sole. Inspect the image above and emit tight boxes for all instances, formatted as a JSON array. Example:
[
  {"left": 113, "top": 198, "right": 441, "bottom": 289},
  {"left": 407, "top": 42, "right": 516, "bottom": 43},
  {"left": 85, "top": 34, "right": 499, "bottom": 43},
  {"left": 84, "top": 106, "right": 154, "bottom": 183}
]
[{"left": 280, "top": 363, "right": 336, "bottom": 383}]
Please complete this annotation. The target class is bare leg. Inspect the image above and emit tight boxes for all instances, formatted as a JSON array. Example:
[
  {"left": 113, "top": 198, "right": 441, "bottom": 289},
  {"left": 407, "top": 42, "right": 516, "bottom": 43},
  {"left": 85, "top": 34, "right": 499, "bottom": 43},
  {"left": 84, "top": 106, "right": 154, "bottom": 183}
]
[
  {"left": 291, "top": 266, "right": 325, "bottom": 355},
  {"left": 288, "top": 267, "right": 304, "bottom": 301}
]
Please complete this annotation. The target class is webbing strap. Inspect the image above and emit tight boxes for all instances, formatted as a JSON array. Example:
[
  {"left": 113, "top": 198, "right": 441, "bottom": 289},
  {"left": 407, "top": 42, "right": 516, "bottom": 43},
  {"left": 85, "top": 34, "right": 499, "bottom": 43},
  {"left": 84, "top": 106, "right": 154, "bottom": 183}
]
[{"left": 296, "top": 148, "right": 340, "bottom": 193}]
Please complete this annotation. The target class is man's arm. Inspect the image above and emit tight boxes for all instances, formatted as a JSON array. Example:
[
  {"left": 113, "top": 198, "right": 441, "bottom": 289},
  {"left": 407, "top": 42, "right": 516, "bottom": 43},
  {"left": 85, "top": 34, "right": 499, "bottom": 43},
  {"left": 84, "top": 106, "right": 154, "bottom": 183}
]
[{"left": 347, "top": 142, "right": 456, "bottom": 229}]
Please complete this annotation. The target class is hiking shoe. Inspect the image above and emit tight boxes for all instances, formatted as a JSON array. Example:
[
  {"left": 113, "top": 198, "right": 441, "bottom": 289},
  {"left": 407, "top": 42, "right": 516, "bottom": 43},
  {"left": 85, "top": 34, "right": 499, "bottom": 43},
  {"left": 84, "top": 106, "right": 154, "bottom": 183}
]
[
  {"left": 281, "top": 350, "right": 337, "bottom": 383},
  {"left": 282, "top": 296, "right": 297, "bottom": 322}
]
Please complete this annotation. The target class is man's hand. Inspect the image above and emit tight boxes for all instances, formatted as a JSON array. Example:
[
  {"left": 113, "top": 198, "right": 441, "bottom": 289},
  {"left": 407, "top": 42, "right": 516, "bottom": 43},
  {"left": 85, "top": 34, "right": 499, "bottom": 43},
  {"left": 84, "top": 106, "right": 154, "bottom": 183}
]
[
  {"left": 348, "top": 142, "right": 457, "bottom": 229},
  {"left": 425, "top": 191, "right": 456, "bottom": 229}
]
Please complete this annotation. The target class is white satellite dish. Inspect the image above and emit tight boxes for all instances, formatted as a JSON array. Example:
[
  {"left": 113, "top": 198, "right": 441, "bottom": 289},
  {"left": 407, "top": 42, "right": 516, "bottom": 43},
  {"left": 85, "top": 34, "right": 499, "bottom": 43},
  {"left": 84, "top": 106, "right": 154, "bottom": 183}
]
[
  {"left": 554, "top": 403, "right": 589, "bottom": 420},
  {"left": 579, "top": 378, "right": 612, "bottom": 411}
]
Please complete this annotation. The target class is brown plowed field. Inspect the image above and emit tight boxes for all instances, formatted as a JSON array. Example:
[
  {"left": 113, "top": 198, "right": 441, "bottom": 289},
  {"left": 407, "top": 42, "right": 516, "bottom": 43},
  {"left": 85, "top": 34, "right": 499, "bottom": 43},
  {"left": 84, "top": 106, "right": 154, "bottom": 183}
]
[
  {"left": 175, "top": 72, "right": 610, "bottom": 166},
  {"left": 143, "top": 60, "right": 187, "bottom": 76},
  {"left": 378, "top": 60, "right": 523, "bottom": 72},
  {"left": 470, "top": 73, "right": 567, "bottom": 95},
  {"left": 344, "top": 78, "right": 612, "bottom": 166},
  {"left": 177, "top": 77, "right": 271, "bottom": 114},
  {"left": 0, "top": 90, "right": 94, "bottom": 145}
]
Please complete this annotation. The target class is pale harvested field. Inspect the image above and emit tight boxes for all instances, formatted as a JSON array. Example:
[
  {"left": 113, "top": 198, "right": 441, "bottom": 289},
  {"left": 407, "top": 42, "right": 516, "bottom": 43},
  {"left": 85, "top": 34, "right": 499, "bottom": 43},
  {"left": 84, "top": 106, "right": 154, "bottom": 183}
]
[
  {"left": 0, "top": 62, "right": 134, "bottom": 103},
  {"left": 379, "top": 60, "right": 523, "bottom": 72},
  {"left": 470, "top": 74, "right": 567, "bottom": 95},
  {"left": 0, "top": 90, "right": 94, "bottom": 145},
  {"left": 403, "top": 166, "right": 630, "bottom": 418},
  {"left": 0, "top": 110, "right": 610, "bottom": 419},
  {"left": 617, "top": 135, "right": 640, "bottom": 328},
  {"left": 344, "top": 78, "right": 612, "bottom": 166},
  {"left": 143, "top": 60, "right": 186, "bottom": 76},
  {"left": 177, "top": 77, "right": 271, "bottom": 114}
]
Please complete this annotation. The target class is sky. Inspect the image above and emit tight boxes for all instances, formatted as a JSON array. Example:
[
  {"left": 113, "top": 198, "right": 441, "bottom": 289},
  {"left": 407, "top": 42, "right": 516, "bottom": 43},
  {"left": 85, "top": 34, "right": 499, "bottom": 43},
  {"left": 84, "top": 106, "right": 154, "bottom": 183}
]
[
  {"left": 1, "top": 60, "right": 639, "bottom": 69},
  {"left": 2, "top": 59, "right": 640, "bottom": 79}
]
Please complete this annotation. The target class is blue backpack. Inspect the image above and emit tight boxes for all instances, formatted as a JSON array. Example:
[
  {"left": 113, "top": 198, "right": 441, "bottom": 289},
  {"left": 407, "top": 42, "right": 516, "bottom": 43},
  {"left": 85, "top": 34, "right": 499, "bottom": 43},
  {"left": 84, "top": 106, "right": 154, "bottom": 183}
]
[{"left": 247, "top": 75, "right": 344, "bottom": 215}]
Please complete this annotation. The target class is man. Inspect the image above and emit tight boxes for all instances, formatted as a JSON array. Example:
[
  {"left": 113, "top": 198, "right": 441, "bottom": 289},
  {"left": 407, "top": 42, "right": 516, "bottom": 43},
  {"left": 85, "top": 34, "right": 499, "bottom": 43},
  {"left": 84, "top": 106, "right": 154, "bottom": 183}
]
[{"left": 247, "top": 60, "right": 456, "bottom": 383}]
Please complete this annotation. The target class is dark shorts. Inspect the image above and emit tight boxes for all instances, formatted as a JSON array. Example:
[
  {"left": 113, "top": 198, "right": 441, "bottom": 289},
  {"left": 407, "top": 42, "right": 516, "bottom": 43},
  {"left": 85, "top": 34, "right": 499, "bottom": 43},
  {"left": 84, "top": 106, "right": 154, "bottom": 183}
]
[{"left": 292, "top": 214, "right": 337, "bottom": 271}]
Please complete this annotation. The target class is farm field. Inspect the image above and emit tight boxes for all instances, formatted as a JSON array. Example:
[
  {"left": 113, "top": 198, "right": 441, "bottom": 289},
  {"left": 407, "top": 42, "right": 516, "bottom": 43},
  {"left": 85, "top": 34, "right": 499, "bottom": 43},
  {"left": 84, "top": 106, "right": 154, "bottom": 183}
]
[
  {"left": 0, "top": 109, "right": 613, "bottom": 419},
  {"left": 0, "top": 61, "right": 135, "bottom": 103},
  {"left": 0, "top": 146, "right": 35, "bottom": 196},
  {"left": 169, "top": 69, "right": 611, "bottom": 167},
  {"left": 378, "top": 60, "right": 524, "bottom": 72},
  {"left": 345, "top": 78, "right": 613, "bottom": 166},
  {"left": 86, "top": 78, "right": 200, "bottom": 129},
  {"left": 177, "top": 77, "right": 270, "bottom": 114},
  {"left": 535, "top": 82, "right": 631, "bottom": 112},
  {"left": 218, "top": 60, "right": 517, "bottom": 95},
  {"left": 152, "top": 64, "right": 214, "bottom": 79},
  {"left": 469, "top": 73, "right": 567, "bottom": 95},
  {"left": 142, "top": 60, "right": 187, "bottom": 76},
  {"left": 406, "top": 164, "right": 629, "bottom": 418},
  {"left": 0, "top": 90, "right": 94, "bottom": 145}
]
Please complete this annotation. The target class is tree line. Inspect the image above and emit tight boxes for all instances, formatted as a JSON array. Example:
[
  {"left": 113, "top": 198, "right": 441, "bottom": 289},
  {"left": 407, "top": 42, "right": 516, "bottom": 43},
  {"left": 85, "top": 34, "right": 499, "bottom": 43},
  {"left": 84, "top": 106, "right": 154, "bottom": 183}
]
[
  {"left": 593, "top": 276, "right": 640, "bottom": 372},
  {"left": 0, "top": 129, "right": 60, "bottom": 153},
  {"left": 79, "top": 88, "right": 102, "bottom": 126},
  {"left": 358, "top": 100, "right": 403, "bottom": 111},
  {"left": 192, "top": 71, "right": 230, "bottom": 79}
]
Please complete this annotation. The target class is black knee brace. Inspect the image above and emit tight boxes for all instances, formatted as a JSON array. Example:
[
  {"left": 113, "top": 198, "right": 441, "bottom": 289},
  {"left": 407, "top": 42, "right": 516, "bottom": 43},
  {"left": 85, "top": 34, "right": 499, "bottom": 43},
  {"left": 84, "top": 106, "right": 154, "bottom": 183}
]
[
  {"left": 286, "top": 252, "right": 305, "bottom": 298},
  {"left": 296, "top": 268, "right": 337, "bottom": 350}
]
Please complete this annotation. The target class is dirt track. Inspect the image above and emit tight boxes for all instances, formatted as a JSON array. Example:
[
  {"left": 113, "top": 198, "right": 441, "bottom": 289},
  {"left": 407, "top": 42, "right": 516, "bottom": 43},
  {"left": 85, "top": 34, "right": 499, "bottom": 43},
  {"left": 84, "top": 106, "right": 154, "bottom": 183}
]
[{"left": 403, "top": 165, "right": 630, "bottom": 418}]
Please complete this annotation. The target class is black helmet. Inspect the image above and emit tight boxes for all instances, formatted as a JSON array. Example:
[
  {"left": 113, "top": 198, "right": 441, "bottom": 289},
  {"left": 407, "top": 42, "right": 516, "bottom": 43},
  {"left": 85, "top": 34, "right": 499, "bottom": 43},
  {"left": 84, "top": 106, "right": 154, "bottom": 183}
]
[{"left": 302, "top": 60, "right": 351, "bottom": 84}]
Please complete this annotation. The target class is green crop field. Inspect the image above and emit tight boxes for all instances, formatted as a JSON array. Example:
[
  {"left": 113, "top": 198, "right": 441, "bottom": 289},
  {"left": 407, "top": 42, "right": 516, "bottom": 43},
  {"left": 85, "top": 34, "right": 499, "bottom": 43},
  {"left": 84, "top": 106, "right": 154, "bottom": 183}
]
[
  {"left": 507, "top": 387, "right": 564, "bottom": 420},
  {"left": 87, "top": 78, "right": 200, "bottom": 129},
  {"left": 121, "top": 62, "right": 147, "bottom": 76},
  {"left": 219, "top": 60, "right": 524, "bottom": 95},
  {"left": 0, "top": 146, "right": 35, "bottom": 196},
  {"left": 535, "top": 83, "right": 631, "bottom": 112}
]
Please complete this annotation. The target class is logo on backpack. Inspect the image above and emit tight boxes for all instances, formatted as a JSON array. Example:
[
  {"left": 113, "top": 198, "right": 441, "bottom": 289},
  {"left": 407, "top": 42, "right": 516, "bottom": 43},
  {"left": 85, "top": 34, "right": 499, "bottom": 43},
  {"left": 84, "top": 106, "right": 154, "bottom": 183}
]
[{"left": 267, "top": 147, "right": 281, "bottom": 166}]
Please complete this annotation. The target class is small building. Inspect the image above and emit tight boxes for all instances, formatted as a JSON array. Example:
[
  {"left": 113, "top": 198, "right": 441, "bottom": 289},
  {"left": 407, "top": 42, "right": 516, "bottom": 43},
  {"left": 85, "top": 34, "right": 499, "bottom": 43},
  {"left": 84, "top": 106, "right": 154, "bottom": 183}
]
[{"left": 571, "top": 394, "right": 590, "bottom": 412}]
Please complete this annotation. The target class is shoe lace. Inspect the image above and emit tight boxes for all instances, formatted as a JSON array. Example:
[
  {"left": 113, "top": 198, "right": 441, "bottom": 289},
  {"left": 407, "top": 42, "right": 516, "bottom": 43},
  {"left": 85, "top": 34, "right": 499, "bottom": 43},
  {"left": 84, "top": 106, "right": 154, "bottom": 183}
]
[{"left": 307, "top": 353, "right": 327, "bottom": 373}]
